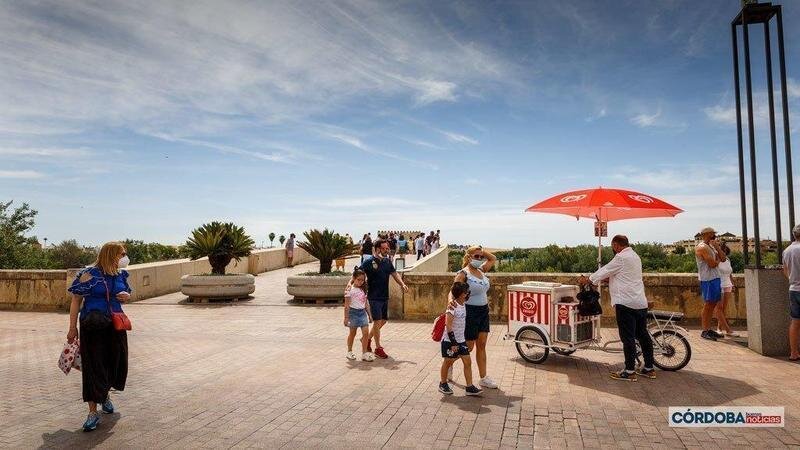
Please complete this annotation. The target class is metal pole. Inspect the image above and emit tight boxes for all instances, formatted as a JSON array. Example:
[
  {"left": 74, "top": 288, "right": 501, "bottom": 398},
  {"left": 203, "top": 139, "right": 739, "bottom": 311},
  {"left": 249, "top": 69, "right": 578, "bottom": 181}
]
[
  {"left": 742, "top": 12, "right": 762, "bottom": 268},
  {"left": 764, "top": 21, "right": 784, "bottom": 259},
  {"left": 777, "top": 6, "right": 796, "bottom": 233},
  {"left": 732, "top": 23, "right": 750, "bottom": 266}
]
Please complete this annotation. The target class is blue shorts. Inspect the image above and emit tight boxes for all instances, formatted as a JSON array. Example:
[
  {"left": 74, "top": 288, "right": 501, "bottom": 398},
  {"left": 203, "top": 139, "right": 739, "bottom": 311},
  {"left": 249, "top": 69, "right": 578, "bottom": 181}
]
[
  {"left": 441, "top": 340, "right": 470, "bottom": 359},
  {"left": 348, "top": 308, "right": 369, "bottom": 328},
  {"left": 790, "top": 291, "right": 800, "bottom": 319},
  {"left": 370, "top": 299, "right": 389, "bottom": 321},
  {"left": 700, "top": 279, "right": 722, "bottom": 303}
]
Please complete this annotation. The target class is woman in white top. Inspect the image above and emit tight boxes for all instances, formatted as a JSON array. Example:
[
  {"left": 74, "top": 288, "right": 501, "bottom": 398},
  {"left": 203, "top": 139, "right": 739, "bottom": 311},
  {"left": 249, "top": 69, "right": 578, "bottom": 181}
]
[
  {"left": 716, "top": 243, "right": 738, "bottom": 337},
  {"left": 452, "top": 245, "right": 498, "bottom": 389}
]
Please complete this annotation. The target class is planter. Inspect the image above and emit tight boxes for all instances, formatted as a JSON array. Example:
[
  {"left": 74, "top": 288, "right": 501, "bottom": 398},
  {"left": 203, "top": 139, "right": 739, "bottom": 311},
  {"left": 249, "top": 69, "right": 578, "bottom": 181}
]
[
  {"left": 287, "top": 274, "right": 349, "bottom": 304},
  {"left": 180, "top": 274, "right": 255, "bottom": 302}
]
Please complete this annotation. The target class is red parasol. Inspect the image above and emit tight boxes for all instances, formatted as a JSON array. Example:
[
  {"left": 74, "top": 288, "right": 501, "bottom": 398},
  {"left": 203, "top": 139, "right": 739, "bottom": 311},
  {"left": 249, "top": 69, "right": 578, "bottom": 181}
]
[
  {"left": 525, "top": 187, "right": 683, "bottom": 221},
  {"left": 525, "top": 187, "right": 683, "bottom": 272}
]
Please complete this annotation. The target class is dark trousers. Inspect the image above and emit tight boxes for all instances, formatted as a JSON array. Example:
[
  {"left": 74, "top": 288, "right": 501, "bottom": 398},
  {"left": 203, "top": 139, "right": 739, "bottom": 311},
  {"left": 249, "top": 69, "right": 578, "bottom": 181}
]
[
  {"left": 417, "top": 250, "right": 424, "bottom": 259},
  {"left": 615, "top": 304, "right": 654, "bottom": 371}
]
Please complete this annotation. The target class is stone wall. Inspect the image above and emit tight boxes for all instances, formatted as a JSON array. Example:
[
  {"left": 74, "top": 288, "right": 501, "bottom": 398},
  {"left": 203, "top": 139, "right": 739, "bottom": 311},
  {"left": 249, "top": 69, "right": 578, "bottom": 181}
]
[
  {"left": 397, "top": 271, "right": 746, "bottom": 325},
  {"left": 0, "top": 247, "right": 315, "bottom": 312},
  {"left": 389, "top": 245, "right": 449, "bottom": 319}
]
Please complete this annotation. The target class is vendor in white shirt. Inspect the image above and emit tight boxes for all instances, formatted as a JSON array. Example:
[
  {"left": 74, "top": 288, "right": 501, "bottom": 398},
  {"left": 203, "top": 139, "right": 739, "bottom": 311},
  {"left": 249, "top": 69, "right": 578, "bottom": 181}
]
[{"left": 579, "top": 235, "right": 655, "bottom": 382}]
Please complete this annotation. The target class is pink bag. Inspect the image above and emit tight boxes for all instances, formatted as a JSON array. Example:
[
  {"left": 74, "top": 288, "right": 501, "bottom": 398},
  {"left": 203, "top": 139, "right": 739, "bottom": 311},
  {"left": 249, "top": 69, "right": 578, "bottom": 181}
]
[{"left": 58, "top": 340, "right": 81, "bottom": 375}]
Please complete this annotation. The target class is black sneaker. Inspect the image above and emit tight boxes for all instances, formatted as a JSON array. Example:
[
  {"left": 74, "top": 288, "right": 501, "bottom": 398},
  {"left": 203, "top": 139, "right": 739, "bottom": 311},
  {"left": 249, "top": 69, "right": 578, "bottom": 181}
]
[
  {"left": 636, "top": 367, "right": 657, "bottom": 379},
  {"left": 701, "top": 330, "right": 717, "bottom": 341},
  {"left": 610, "top": 370, "right": 637, "bottom": 382},
  {"left": 439, "top": 382, "right": 453, "bottom": 395},
  {"left": 101, "top": 397, "right": 114, "bottom": 414},
  {"left": 465, "top": 385, "right": 483, "bottom": 396},
  {"left": 710, "top": 330, "right": 725, "bottom": 339}
]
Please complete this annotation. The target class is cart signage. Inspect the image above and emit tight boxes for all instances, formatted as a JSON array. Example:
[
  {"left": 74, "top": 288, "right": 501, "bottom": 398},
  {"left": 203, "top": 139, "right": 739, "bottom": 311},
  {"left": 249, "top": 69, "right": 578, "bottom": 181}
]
[
  {"left": 558, "top": 305, "right": 568, "bottom": 322},
  {"left": 519, "top": 297, "right": 537, "bottom": 317},
  {"left": 507, "top": 291, "right": 550, "bottom": 325}
]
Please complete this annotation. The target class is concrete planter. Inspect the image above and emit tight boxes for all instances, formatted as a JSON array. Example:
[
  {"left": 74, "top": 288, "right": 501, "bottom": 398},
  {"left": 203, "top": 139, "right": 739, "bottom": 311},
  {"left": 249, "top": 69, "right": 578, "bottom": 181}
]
[
  {"left": 180, "top": 274, "right": 255, "bottom": 301},
  {"left": 287, "top": 274, "right": 349, "bottom": 303}
]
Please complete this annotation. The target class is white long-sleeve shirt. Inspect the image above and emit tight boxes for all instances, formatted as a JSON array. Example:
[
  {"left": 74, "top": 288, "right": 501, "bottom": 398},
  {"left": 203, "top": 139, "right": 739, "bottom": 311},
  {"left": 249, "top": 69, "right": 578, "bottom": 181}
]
[{"left": 588, "top": 247, "right": 648, "bottom": 309}]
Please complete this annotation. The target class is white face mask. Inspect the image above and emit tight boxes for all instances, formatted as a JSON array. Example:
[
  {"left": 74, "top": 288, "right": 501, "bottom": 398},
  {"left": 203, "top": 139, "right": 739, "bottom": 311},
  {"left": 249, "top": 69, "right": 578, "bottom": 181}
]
[
  {"left": 470, "top": 259, "right": 483, "bottom": 269},
  {"left": 118, "top": 255, "right": 130, "bottom": 268}
]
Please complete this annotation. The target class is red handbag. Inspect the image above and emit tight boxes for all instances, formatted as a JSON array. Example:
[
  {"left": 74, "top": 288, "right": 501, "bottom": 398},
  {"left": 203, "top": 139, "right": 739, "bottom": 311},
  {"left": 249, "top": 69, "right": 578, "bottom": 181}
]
[{"left": 102, "top": 276, "right": 132, "bottom": 331}]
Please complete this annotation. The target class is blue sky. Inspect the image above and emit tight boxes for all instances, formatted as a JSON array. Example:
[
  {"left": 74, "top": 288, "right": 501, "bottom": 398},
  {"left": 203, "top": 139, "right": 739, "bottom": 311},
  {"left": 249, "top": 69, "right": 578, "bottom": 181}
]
[{"left": 2, "top": 0, "right": 800, "bottom": 249}]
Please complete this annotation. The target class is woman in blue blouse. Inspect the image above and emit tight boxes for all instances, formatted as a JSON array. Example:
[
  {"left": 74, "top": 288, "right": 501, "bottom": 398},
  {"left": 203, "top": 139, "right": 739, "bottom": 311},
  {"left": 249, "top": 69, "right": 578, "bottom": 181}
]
[{"left": 66, "top": 242, "right": 132, "bottom": 432}]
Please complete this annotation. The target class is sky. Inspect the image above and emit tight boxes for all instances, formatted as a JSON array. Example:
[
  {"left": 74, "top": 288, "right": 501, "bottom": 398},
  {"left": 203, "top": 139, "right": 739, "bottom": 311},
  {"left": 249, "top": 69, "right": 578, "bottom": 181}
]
[{"left": 2, "top": 0, "right": 800, "bottom": 249}]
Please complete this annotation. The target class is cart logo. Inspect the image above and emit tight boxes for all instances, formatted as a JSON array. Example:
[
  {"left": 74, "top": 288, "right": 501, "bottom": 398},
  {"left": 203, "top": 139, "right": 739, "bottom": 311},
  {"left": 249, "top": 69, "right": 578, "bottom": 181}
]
[
  {"left": 558, "top": 305, "right": 569, "bottom": 321},
  {"left": 628, "top": 194, "right": 653, "bottom": 204},
  {"left": 560, "top": 194, "right": 587, "bottom": 203},
  {"left": 519, "top": 297, "right": 537, "bottom": 317}
]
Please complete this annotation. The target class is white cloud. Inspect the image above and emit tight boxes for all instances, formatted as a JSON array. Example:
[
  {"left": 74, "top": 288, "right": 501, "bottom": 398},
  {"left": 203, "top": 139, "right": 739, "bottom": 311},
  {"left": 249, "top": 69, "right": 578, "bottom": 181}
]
[
  {"left": 0, "top": 170, "right": 44, "bottom": 179},
  {"left": 438, "top": 129, "right": 479, "bottom": 145},
  {"left": 703, "top": 105, "right": 736, "bottom": 125},
  {"left": 0, "top": 1, "right": 516, "bottom": 144},
  {"left": 319, "top": 197, "right": 417, "bottom": 208},
  {"left": 585, "top": 107, "right": 607, "bottom": 122},
  {"left": 0, "top": 147, "right": 92, "bottom": 158},
  {"left": 630, "top": 108, "right": 662, "bottom": 127},
  {"left": 613, "top": 164, "right": 738, "bottom": 191}
]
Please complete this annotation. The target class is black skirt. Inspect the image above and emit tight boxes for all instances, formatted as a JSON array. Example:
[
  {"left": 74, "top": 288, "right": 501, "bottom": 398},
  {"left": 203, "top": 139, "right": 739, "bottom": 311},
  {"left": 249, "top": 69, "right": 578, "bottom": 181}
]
[{"left": 79, "top": 314, "right": 128, "bottom": 403}]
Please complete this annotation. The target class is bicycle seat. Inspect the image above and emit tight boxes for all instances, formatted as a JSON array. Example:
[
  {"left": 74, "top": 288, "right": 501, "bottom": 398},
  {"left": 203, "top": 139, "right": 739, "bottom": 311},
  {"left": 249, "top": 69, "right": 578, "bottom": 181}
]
[{"left": 649, "top": 310, "right": 684, "bottom": 322}]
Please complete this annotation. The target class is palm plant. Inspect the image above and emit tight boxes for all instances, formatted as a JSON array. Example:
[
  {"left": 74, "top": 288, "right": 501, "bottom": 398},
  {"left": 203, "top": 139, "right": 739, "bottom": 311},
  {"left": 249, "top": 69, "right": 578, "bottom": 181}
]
[
  {"left": 297, "top": 229, "right": 358, "bottom": 274},
  {"left": 268, "top": 232, "right": 276, "bottom": 248},
  {"left": 185, "top": 222, "right": 255, "bottom": 275}
]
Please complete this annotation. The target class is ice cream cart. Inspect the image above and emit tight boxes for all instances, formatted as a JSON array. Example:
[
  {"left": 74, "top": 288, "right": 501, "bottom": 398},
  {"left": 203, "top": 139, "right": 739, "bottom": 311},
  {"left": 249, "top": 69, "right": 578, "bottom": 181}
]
[{"left": 504, "top": 281, "right": 692, "bottom": 370}]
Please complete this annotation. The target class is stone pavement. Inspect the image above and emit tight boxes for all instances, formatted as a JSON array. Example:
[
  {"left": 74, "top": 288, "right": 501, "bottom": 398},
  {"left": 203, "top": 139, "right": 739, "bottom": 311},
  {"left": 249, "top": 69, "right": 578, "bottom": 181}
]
[{"left": 2, "top": 257, "right": 800, "bottom": 449}]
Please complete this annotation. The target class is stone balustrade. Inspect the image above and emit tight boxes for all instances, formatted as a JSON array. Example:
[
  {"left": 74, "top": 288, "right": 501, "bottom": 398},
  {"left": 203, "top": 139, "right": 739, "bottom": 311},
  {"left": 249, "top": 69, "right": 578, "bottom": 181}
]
[
  {"left": 392, "top": 271, "right": 746, "bottom": 325},
  {"left": 0, "top": 247, "right": 315, "bottom": 312}
]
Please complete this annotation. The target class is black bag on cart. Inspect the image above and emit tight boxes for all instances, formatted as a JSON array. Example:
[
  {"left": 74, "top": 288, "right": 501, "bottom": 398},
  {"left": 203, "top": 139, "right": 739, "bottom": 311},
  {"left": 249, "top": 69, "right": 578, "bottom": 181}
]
[{"left": 576, "top": 284, "right": 602, "bottom": 316}]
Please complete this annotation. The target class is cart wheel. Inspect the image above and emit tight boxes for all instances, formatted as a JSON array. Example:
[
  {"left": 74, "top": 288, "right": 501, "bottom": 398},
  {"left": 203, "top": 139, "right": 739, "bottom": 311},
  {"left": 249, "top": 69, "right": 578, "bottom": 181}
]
[
  {"left": 515, "top": 326, "right": 549, "bottom": 364},
  {"left": 650, "top": 330, "right": 691, "bottom": 371},
  {"left": 553, "top": 348, "right": 576, "bottom": 356}
]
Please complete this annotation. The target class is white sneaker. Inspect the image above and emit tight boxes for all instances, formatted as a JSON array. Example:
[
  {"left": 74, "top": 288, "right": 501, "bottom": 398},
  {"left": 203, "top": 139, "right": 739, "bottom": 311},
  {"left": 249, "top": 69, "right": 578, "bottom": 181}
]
[
  {"left": 447, "top": 366, "right": 454, "bottom": 381},
  {"left": 362, "top": 352, "right": 375, "bottom": 362},
  {"left": 479, "top": 376, "right": 498, "bottom": 389},
  {"left": 346, "top": 351, "right": 356, "bottom": 360}
]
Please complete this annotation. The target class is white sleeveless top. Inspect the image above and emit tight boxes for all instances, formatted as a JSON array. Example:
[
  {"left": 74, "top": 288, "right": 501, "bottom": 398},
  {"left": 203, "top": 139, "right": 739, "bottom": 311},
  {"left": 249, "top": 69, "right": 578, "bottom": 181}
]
[
  {"left": 695, "top": 243, "right": 720, "bottom": 282},
  {"left": 461, "top": 268, "right": 490, "bottom": 306}
]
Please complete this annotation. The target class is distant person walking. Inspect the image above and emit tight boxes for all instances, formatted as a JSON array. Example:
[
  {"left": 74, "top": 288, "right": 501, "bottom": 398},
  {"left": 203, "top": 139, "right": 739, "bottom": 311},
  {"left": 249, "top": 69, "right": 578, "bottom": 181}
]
[
  {"left": 453, "top": 245, "right": 498, "bottom": 389},
  {"left": 360, "top": 238, "right": 409, "bottom": 358},
  {"left": 397, "top": 235, "right": 408, "bottom": 256},
  {"left": 716, "top": 243, "right": 738, "bottom": 337},
  {"left": 579, "top": 235, "right": 655, "bottom": 382},
  {"left": 388, "top": 232, "right": 398, "bottom": 260},
  {"left": 431, "top": 237, "right": 440, "bottom": 253},
  {"left": 415, "top": 233, "right": 425, "bottom": 260},
  {"left": 695, "top": 227, "right": 727, "bottom": 341},
  {"left": 66, "top": 242, "right": 132, "bottom": 431},
  {"left": 360, "top": 234, "right": 373, "bottom": 263},
  {"left": 783, "top": 224, "right": 800, "bottom": 361},
  {"left": 285, "top": 233, "right": 296, "bottom": 267}
]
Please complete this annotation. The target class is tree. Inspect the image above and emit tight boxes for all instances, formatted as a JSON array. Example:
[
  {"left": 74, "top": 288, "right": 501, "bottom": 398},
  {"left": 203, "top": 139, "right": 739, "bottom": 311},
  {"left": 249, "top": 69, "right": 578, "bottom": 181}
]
[
  {"left": 47, "top": 240, "right": 96, "bottom": 269},
  {"left": 673, "top": 245, "right": 686, "bottom": 255},
  {"left": 268, "top": 232, "right": 276, "bottom": 248},
  {"left": 0, "top": 201, "right": 38, "bottom": 269},
  {"left": 279, "top": 235, "right": 286, "bottom": 246},
  {"left": 185, "top": 222, "right": 255, "bottom": 275},
  {"left": 123, "top": 239, "right": 182, "bottom": 264},
  {"left": 297, "top": 229, "right": 358, "bottom": 274}
]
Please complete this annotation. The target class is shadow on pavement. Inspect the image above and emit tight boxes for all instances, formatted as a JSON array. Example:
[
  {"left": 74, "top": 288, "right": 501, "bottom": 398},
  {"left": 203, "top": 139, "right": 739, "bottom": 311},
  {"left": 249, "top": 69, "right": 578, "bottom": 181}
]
[
  {"left": 38, "top": 413, "right": 120, "bottom": 449},
  {"left": 526, "top": 355, "right": 761, "bottom": 408},
  {"left": 439, "top": 388, "right": 523, "bottom": 415}
]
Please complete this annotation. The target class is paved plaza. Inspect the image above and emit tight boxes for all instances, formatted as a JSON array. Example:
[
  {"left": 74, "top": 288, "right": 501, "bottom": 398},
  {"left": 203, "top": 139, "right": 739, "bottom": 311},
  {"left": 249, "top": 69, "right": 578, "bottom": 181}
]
[{"left": 2, "top": 258, "right": 800, "bottom": 449}]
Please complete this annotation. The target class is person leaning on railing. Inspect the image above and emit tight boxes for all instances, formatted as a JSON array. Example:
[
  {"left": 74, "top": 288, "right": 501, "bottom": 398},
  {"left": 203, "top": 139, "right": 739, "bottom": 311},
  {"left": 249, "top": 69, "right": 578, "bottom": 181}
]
[{"left": 66, "top": 242, "right": 132, "bottom": 432}]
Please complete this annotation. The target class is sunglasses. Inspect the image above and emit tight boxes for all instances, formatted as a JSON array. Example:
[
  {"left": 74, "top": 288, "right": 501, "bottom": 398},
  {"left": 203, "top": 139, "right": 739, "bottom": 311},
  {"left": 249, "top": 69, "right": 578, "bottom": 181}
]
[
  {"left": 121, "top": 252, "right": 127, "bottom": 256},
  {"left": 472, "top": 254, "right": 485, "bottom": 260}
]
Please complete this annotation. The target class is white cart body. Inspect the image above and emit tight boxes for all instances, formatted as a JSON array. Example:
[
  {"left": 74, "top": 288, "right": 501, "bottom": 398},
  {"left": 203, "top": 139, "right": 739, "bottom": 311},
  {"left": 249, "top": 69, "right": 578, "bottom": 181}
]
[{"left": 506, "top": 282, "right": 601, "bottom": 350}]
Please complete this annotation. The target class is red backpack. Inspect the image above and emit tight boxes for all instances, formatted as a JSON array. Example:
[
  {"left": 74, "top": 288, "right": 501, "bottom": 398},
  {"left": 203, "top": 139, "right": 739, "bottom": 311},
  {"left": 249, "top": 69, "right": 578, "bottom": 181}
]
[{"left": 431, "top": 312, "right": 447, "bottom": 341}]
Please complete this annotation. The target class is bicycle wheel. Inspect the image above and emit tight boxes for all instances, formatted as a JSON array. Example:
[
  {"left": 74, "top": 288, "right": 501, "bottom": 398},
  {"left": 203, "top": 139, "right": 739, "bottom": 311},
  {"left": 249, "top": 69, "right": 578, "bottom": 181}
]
[
  {"left": 515, "top": 327, "right": 549, "bottom": 364},
  {"left": 650, "top": 330, "right": 691, "bottom": 371}
]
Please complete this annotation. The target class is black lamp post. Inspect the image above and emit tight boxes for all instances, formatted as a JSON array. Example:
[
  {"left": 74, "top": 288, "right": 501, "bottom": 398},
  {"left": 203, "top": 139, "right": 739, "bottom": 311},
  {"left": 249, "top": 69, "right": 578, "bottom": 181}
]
[{"left": 732, "top": 1, "right": 794, "bottom": 268}]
